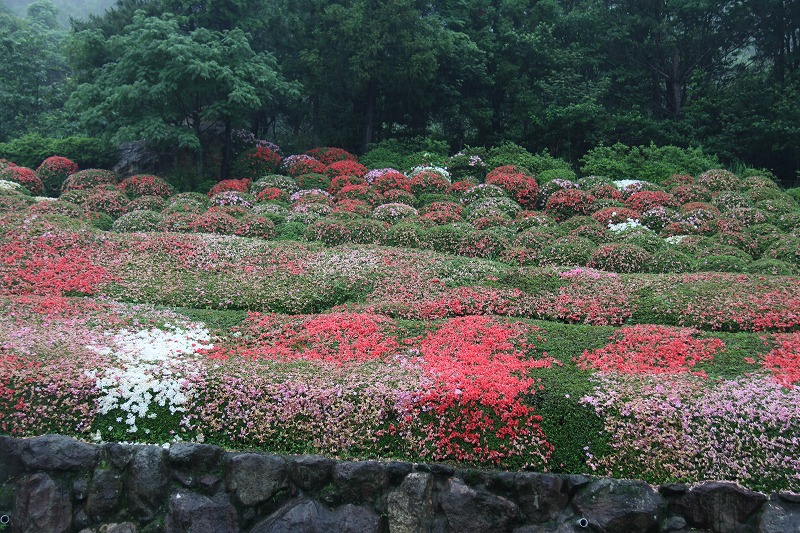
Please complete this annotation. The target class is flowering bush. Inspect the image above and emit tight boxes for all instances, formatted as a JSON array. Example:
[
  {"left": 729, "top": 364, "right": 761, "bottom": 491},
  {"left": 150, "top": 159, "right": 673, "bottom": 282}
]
[
  {"left": 28, "top": 199, "right": 85, "bottom": 219},
  {"left": 577, "top": 324, "right": 723, "bottom": 375},
  {"left": 306, "top": 146, "right": 357, "bottom": 164},
  {"left": 696, "top": 169, "right": 741, "bottom": 191},
  {"left": 514, "top": 210, "right": 557, "bottom": 230},
  {"left": 208, "top": 178, "right": 251, "bottom": 197},
  {"left": 128, "top": 195, "right": 167, "bottom": 212},
  {"left": 625, "top": 191, "right": 679, "bottom": 212},
  {"left": 711, "top": 191, "right": 753, "bottom": 211},
  {"left": 464, "top": 196, "right": 521, "bottom": 220},
  {"left": 545, "top": 189, "right": 596, "bottom": 221},
  {"left": 419, "top": 202, "right": 463, "bottom": 225},
  {"left": 255, "top": 187, "right": 289, "bottom": 203},
  {"left": 282, "top": 154, "right": 327, "bottom": 177},
  {"left": 0, "top": 166, "right": 43, "bottom": 195},
  {"left": 651, "top": 248, "right": 693, "bottom": 273},
  {"left": 587, "top": 184, "right": 624, "bottom": 201},
  {"left": 251, "top": 174, "right": 299, "bottom": 195},
  {"left": 539, "top": 178, "right": 579, "bottom": 203},
  {"left": 61, "top": 169, "right": 118, "bottom": 192},
  {"left": 670, "top": 184, "right": 711, "bottom": 204},
  {"left": 208, "top": 191, "right": 255, "bottom": 209},
  {"left": 591, "top": 207, "right": 641, "bottom": 226},
  {"left": 37, "top": 156, "right": 79, "bottom": 196},
  {"left": 234, "top": 216, "right": 276, "bottom": 240},
  {"left": 83, "top": 189, "right": 130, "bottom": 218},
  {"left": 230, "top": 147, "right": 282, "bottom": 181},
  {"left": 764, "top": 236, "right": 800, "bottom": 265},
  {"left": 639, "top": 207, "right": 679, "bottom": 231},
  {"left": 382, "top": 188, "right": 416, "bottom": 205},
  {"left": 485, "top": 172, "right": 540, "bottom": 209},
  {"left": 458, "top": 228, "right": 511, "bottom": 259},
  {"left": 326, "top": 160, "right": 368, "bottom": 180},
  {"left": 117, "top": 174, "right": 174, "bottom": 199},
  {"left": 762, "top": 332, "right": 800, "bottom": 387},
  {"left": 409, "top": 171, "right": 451, "bottom": 195},
  {"left": 373, "top": 203, "right": 419, "bottom": 223},
  {"left": 539, "top": 237, "right": 597, "bottom": 267},
  {"left": 725, "top": 207, "right": 768, "bottom": 227},
  {"left": 588, "top": 243, "right": 653, "bottom": 273},
  {"left": 111, "top": 210, "right": 165, "bottom": 233},
  {"left": 187, "top": 211, "right": 240, "bottom": 235}
]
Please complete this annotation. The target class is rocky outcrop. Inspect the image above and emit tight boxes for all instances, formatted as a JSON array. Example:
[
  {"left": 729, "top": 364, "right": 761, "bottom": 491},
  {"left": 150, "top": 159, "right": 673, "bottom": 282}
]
[{"left": 0, "top": 434, "right": 797, "bottom": 533}]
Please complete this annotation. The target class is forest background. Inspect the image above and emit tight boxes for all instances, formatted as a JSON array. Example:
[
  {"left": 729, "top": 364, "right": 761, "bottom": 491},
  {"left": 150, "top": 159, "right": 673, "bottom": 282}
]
[{"left": 2, "top": 0, "right": 799, "bottom": 187}]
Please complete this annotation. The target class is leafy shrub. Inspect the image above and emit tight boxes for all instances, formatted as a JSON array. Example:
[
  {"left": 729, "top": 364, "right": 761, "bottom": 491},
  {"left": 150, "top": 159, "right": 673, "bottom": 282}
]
[
  {"left": 62, "top": 169, "right": 118, "bottom": 192},
  {"left": 726, "top": 207, "right": 769, "bottom": 227},
  {"left": 83, "top": 211, "right": 114, "bottom": 230},
  {"left": 359, "top": 146, "right": 409, "bottom": 170},
  {"left": 640, "top": 207, "right": 679, "bottom": 231},
  {"left": 294, "top": 173, "right": 330, "bottom": 191},
  {"left": 485, "top": 171, "right": 540, "bottom": 209},
  {"left": 282, "top": 154, "right": 327, "bottom": 177},
  {"left": 127, "top": 195, "right": 167, "bottom": 212},
  {"left": 744, "top": 258, "right": 794, "bottom": 275},
  {"left": 334, "top": 199, "right": 372, "bottom": 217},
  {"left": 117, "top": 174, "right": 175, "bottom": 199},
  {"left": 209, "top": 191, "right": 256, "bottom": 208},
  {"left": 447, "top": 149, "right": 488, "bottom": 181},
  {"left": 158, "top": 212, "right": 194, "bottom": 232},
  {"left": 0, "top": 134, "right": 115, "bottom": 169},
  {"left": 112, "top": 210, "right": 164, "bottom": 232},
  {"left": 275, "top": 221, "right": 307, "bottom": 241},
  {"left": 545, "top": 189, "right": 596, "bottom": 221},
  {"left": 251, "top": 175, "right": 299, "bottom": 195},
  {"left": 345, "top": 218, "right": 390, "bottom": 244},
  {"left": 539, "top": 237, "right": 597, "bottom": 266},
  {"left": 420, "top": 201, "right": 463, "bottom": 225},
  {"left": 514, "top": 210, "right": 557, "bottom": 230},
  {"left": 83, "top": 189, "right": 130, "bottom": 218},
  {"left": 692, "top": 255, "right": 749, "bottom": 272},
  {"left": 671, "top": 184, "right": 711, "bottom": 204},
  {"left": 326, "top": 160, "right": 368, "bottom": 180},
  {"left": 696, "top": 169, "right": 741, "bottom": 191},
  {"left": 28, "top": 199, "right": 85, "bottom": 218},
  {"left": 255, "top": 187, "right": 289, "bottom": 202},
  {"left": 588, "top": 243, "right": 653, "bottom": 273},
  {"left": 458, "top": 228, "right": 511, "bottom": 259},
  {"left": 514, "top": 226, "right": 566, "bottom": 249},
  {"left": 386, "top": 221, "right": 424, "bottom": 248},
  {"left": 208, "top": 178, "right": 250, "bottom": 197},
  {"left": 235, "top": 216, "right": 277, "bottom": 239},
  {"left": 336, "top": 184, "right": 381, "bottom": 205},
  {"left": 764, "top": 236, "right": 800, "bottom": 265},
  {"left": 540, "top": 178, "right": 579, "bottom": 202},
  {"left": 409, "top": 171, "right": 451, "bottom": 195},
  {"left": 537, "top": 168, "right": 577, "bottom": 183},
  {"left": 746, "top": 188, "right": 783, "bottom": 204},
  {"left": 652, "top": 248, "right": 693, "bottom": 273},
  {"left": 0, "top": 166, "right": 43, "bottom": 195},
  {"left": 775, "top": 212, "right": 800, "bottom": 233},
  {"left": 37, "top": 156, "right": 79, "bottom": 196},
  {"left": 382, "top": 188, "right": 416, "bottom": 205},
  {"left": 187, "top": 211, "right": 240, "bottom": 234},
  {"left": 592, "top": 207, "right": 641, "bottom": 226},
  {"left": 756, "top": 197, "right": 798, "bottom": 220},
  {"left": 626, "top": 191, "right": 679, "bottom": 211},
  {"left": 614, "top": 228, "right": 668, "bottom": 253},
  {"left": 712, "top": 191, "right": 753, "bottom": 211},
  {"left": 305, "top": 146, "right": 357, "bottom": 164},
  {"left": 464, "top": 196, "right": 522, "bottom": 220},
  {"left": 230, "top": 147, "right": 282, "bottom": 181},
  {"left": 372, "top": 203, "right": 418, "bottom": 223},
  {"left": 580, "top": 142, "right": 719, "bottom": 183},
  {"left": 421, "top": 224, "right": 470, "bottom": 254},
  {"left": 741, "top": 175, "right": 779, "bottom": 191},
  {"left": 252, "top": 203, "right": 289, "bottom": 224},
  {"left": 485, "top": 142, "right": 536, "bottom": 170},
  {"left": 587, "top": 183, "right": 624, "bottom": 202}
]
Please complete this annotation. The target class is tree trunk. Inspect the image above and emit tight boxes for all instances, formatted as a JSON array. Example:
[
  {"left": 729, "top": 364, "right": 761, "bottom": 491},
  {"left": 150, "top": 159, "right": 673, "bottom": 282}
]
[
  {"left": 220, "top": 118, "right": 233, "bottom": 180},
  {"left": 363, "top": 81, "right": 376, "bottom": 152},
  {"left": 312, "top": 94, "right": 320, "bottom": 148},
  {"left": 669, "top": 47, "right": 684, "bottom": 120}
]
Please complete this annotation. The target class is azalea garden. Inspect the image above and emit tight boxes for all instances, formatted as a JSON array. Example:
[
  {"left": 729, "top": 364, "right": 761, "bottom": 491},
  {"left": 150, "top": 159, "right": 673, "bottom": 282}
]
[{"left": 1, "top": 143, "right": 799, "bottom": 495}]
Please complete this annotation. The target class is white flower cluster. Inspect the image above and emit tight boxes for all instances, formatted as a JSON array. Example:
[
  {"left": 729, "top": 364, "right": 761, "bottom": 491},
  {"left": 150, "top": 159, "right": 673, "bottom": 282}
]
[
  {"left": 87, "top": 324, "right": 213, "bottom": 434},
  {"left": 0, "top": 179, "right": 23, "bottom": 191},
  {"left": 409, "top": 165, "right": 451, "bottom": 181},
  {"left": 608, "top": 218, "right": 644, "bottom": 233},
  {"left": 665, "top": 235, "right": 689, "bottom": 244}
]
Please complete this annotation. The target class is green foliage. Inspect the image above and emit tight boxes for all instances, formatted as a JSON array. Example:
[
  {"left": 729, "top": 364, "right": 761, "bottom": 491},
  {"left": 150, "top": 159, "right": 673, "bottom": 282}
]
[
  {"left": 580, "top": 143, "right": 720, "bottom": 183},
  {"left": 0, "top": 134, "right": 115, "bottom": 169}
]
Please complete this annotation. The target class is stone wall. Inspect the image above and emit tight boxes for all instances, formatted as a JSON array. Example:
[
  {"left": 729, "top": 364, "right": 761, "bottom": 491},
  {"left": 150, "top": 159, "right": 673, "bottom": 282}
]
[{"left": 0, "top": 434, "right": 798, "bottom": 533}]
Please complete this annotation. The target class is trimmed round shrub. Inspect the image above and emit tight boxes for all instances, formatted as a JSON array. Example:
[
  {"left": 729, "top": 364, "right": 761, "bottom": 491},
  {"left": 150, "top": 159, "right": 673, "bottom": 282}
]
[
  {"left": 372, "top": 203, "right": 418, "bottom": 223},
  {"left": 484, "top": 172, "right": 540, "bottom": 209},
  {"left": 460, "top": 183, "right": 508, "bottom": 205},
  {"left": 409, "top": 165, "right": 450, "bottom": 181},
  {"left": 255, "top": 187, "right": 289, "bottom": 203},
  {"left": 421, "top": 224, "right": 470, "bottom": 255},
  {"left": 726, "top": 207, "right": 769, "bottom": 227},
  {"left": 0, "top": 166, "right": 43, "bottom": 195},
  {"left": 696, "top": 169, "right": 740, "bottom": 191},
  {"left": 208, "top": 178, "right": 251, "bottom": 197},
  {"left": 275, "top": 221, "right": 307, "bottom": 241},
  {"left": 695, "top": 243, "right": 752, "bottom": 261},
  {"left": 568, "top": 224, "right": 609, "bottom": 244},
  {"left": 295, "top": 173, "right": 331, "bottom": 191},
  {"left": 465, "top": 196, "right": 522, "bottom": 220},
  {"left": 747, "top": 187, "right": 783, "bottom": 203},
  {"left": 614, "top": 229, "right": 668, "bottom": 253},
  {"left": 28, "top": 199, "right": 84, "bottom": 218},
  {"left": 561, "top": 215, "right": 603, "bottom": 232},
  {"left": 539, "top": 237, "right": 597, "bottom": 266},
  {"left": 112, "top": 210, "right": 164, "bottom": 232},
  {"left": 281, "top": 154, "right": 327, "bottom": 177},
  {"left": 62, "top": 169, "right": 118, "bottom": 192},
  {"left": 328, "top": 174, "right": 366, "bottom": 195},
  {"left": 334, "top": 199, "right": 372, "bottom": 217},
  {"left": 408, "top": 171, "right": 451, "bottom": 196},
  {"left": 83, "top": 189, "right": 130, "bottom": 218},
  {"left": 83, "top": 211, "right": 114, "bottom": 230},
  {"left": 235, "top": 216, "right": 276, "bottom": 239},
  {"left": 187, "top": 211, "right": 240, "bottom": 234},
  {"left": 472, "top": 214, "right": 514, "bottom": 230},
  {"left": 741, "top": 175, "right": 779, "bottom": 191},
  {"left": 588, "top": 243, "right": 653, "bottom": 273},
  {"left": 692, "top": 255, "right": 749, "bottom": 272},
  {"left": 0, "top": 195, "right": 34, "bottom": 212},
  {"left": 577, "top": 175, "right": 613, "bottom": 189},
  {"left": 671, "top": 184, "right": 711, "bottom": 204},
  {"left": 447, "top": 150, "right": 488, "bottom": 181},
  {"left": 209, "top": 191, "right": 256, "bottom": 209},
  {"left": 252, "top": 174, "right": 299, "bottom": 195},
  {"left": 0, "top": 179, "right": 32, "bottom": 197},
  {"left": 745, "top": 258, "right": 794, "bottom": 275},
  {"left": 117, "top": 174, "right": 174, "bottom": 199},
  {"left": 776, "top": 212, "right": 800, "bottom": 233},
  {"left": 230, "top": 147, "right": 281, "bottom": 181},
  {"left": 253, "top": 203, "right": 289, "bottom": 223},
  {"left": 326, "top": 160, "right": 368, "bottom": 180},
  {"left": 626, "top": 191, "right": 679, "bottom": 212},
  {"left": 764, "top": 236, "right": 800, "bottom": 265},
  {"left": 545, "top": 189, "right": 596, "bottom": 221},
  {"left": 587, "top": 183, "right": 623, "bottom": 201},
  {"left": 290, "top": 188, "right": 334, "bottom": 206},
  {"left": 640, "top": 207, "right": 679, "bottom": 232},
  {"left": 459, "top": 228, "right": 511, "bottom": 259},
  {"left": 128, "top": 195, "right": 167, "bottom": 212},
  {"left": 382, "top": 188, "right": 416, "bottom": 205},
  {"left": 164, "top": 196, "right": 207, "bottom": 215},
  {"left": 616, "top": 180, "right": 663, "bottom": 199},
  {"left": 712, "top": 191, "right": 753, "bottom": 211},
  {"left": 652, "top": 248, "right": 693, "bottom": 273},
  {"left": 336, "top": 183, "right": 381, "bottom": 205},
  {"left": 540, "top": 178, "right": 579, "bottom": 202},
  {"left": 514, "top": 226, "right": 566, "bottom": 249},
  {"left": 663, "top": 173, "right": 695, "bottom": 188},
  {"left": 756, "top": 197, "right": 798, "bottom": 220},
  {"left": 715, "top": 231, "right": 759, "bottom": 258},
  {"left": 59, "top": 189, "right": 90, "bottom": 205},
  {"left": 207, "top": 205, "right": 250, "bottom": 219},
  {"left": 305, "top": 146, "right": 357, "bottom": 164},
  {"left": 386, "top": 221, "right": 424, "bottom": 248},
  {"left": 537, "top": 168, "right": 577, "bottom": 183},
  {"left": 159, "top": 212, "right": 194, "bottom": 233},
  {"left": 419, "top": 202, "right": 463, "bottom": 225},
  {"left": 37, "top": 156, "right": 79, "bottom": 196},
  {"left": 499, "top": 246, "right": 540, "bottom": 266},
  {"left": 514, "top": 210, "right": 557, "bottom": 230},
  {"left": 592, "top": 207, "right": 641, "bottom": 226},
  {"left": 0, "top": 159, "right": 16, "bottom": 171}
]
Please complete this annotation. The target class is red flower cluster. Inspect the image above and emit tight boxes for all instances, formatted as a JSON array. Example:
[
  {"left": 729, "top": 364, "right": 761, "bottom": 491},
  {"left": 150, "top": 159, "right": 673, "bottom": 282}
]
[
  {"left": 305, "top": 147, "right": 357, "bottom": 164},
  {"left": 208, "top": 179, "right": 251, "bottom": 197},
  {"left": 326, "top": 160, "right": 368, "bottom": 180},
  {"left": 37, "top": 156, "right": 79, "bottom": 196},
  {"left": 762, "top": 332, "right": 800, "bottom": 387},
  {"left": 485, "top": 172, "right": 540, "bottom": 209},
  {"left": 625, "top": 191, "right": 679, "bottom": 212},
  {"left": 117, "top": 174, "right": 175, "bottom": 199},
  {"left": 545, "top": 189, "right": 596, "bottom": 221},
  {"left": 230, "top": 147, "right": 282, "bottom": 181},
  {"left": 0, "top": 166, "right": 44, "bottom": 195},
  {"left": 577, "top": 324, "right": 724, "bottom": 375}
]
